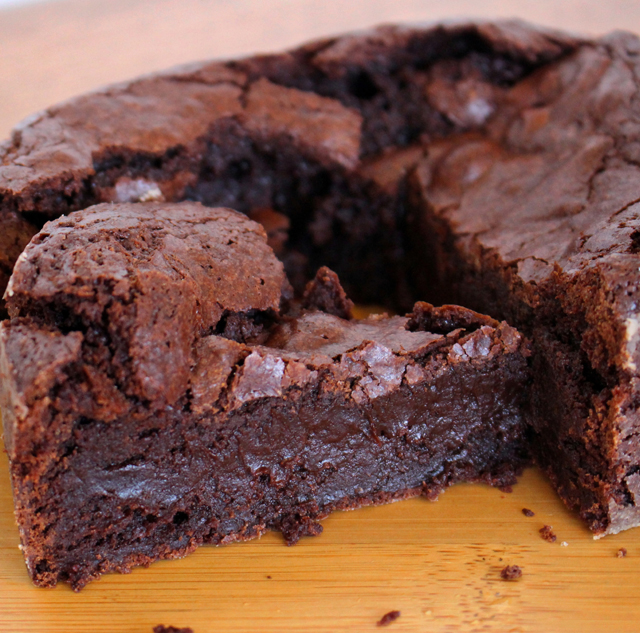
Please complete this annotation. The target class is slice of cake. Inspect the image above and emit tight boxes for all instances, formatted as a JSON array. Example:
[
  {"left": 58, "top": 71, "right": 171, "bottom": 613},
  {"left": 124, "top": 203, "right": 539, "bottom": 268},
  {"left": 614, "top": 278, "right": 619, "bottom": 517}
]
[{"left": 0, "top": 202, "right": 530, "bottom": 589}]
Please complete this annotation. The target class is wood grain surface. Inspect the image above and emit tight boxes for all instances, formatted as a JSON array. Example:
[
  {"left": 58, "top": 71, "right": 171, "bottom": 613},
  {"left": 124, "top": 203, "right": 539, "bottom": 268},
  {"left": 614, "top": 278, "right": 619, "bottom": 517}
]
[
  {"left": 2, "top": 442, "right": 639, "bottom": 633},
  {"left": 2, "top": 1, "right": 640, "bottom": 632}
]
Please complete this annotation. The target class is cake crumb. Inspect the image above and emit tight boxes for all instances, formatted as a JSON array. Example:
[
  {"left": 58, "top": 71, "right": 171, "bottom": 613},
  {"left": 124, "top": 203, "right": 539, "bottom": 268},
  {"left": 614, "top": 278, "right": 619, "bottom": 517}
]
[
  {"left": 153, "top": 626, "right": 194, "bottom": 633},
  {"left": 561, "top": 541, "right": 568, "bottom": 547},
  {"left": 522, "top": 508, "right": 535, "bottom": 517},
  {"left": 266, "top": 575, "right": 272, "bottom": 579},
  {"left": 539, "top": 525, "right": 557, "bottom": 542},
  {"left": 617, "top": 548, "right": 628, "bottom": 558},
  {"left": 500, "top": 565, "right": 522, "bottom": 581},
  {"left": 377, "top": 610, "right": 401, "bottom": 626}
]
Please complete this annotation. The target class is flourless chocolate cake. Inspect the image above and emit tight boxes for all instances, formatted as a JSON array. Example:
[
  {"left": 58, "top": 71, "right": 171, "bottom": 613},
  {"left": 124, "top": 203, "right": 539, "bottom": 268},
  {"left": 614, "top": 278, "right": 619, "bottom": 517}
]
[
  {"left": 0, "top": 202, "right": 530, "bottom": 589},
  {"left": 1, "top": 17, "right": 640, "bottom": 587}
]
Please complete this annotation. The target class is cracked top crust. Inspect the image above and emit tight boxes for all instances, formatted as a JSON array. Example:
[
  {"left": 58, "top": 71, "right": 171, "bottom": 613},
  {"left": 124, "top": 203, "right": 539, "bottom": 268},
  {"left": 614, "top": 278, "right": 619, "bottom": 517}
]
[
  {"left": 0, "top": 19, "right": 590, "bottom": 315},
  {"left": 409, "top": 31, "right": 640, "bottom": 378},
  {"left": 5, "top": 202, "right": 288, "bottom": 406},
  {"left": 0, "top": 73, "right": 362, "bottom": 213},
  {"left": 0, "top": 20, "right": 638, "bottom": 404},
  {"left": 0, "top": 197, "right": 527, "bottom": 464},
  {"left": 0, "top": 19, "right": 576, "bottom": 216},
  {"left": 414, "top": 38, "right": 640, "bottom": 275}
]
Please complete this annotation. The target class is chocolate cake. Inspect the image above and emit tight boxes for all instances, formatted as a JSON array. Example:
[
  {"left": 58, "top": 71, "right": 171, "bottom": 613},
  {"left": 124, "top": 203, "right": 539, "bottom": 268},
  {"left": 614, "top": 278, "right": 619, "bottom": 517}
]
[
  {"left": 0, "top": 202, "right": 529, "bottom": 589},
  {"left": 2, "top": 16, "right": 640, "bottom": 586}
]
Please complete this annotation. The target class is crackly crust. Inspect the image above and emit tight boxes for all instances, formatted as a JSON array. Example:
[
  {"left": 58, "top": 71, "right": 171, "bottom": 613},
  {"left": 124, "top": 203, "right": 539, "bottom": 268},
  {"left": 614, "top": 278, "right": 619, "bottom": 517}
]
[{"left": 0, "top": 20, "right": 578, "bottom": 306}]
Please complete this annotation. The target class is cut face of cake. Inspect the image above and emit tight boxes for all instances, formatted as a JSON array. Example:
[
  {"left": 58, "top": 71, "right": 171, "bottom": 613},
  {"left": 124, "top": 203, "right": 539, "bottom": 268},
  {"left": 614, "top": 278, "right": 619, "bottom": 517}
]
[
  {"left": 405, "top": 33, "right": 640, "bottom": 535},
  {"left": 0, "top": 202, "right": 530, "bottom": 589}
]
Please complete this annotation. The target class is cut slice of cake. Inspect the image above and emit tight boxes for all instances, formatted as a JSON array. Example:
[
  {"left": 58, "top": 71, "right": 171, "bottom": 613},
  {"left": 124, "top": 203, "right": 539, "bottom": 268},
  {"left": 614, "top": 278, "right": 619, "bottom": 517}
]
[{"left": 0, "top": 202, "right": 530, "bottom": 589}]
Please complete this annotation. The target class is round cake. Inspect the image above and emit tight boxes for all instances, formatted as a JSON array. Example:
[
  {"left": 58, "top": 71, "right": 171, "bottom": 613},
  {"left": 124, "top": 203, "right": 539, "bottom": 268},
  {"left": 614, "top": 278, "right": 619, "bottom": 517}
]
[{"left": 2, "top": 19, "right": 640, "bottom": 587}]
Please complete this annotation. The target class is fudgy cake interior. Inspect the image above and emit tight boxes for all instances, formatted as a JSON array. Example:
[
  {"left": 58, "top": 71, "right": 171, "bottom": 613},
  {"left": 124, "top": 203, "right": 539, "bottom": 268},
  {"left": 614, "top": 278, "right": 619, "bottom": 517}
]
[{"left": 0, "top": 202, "right": 530, "bottom": 589}]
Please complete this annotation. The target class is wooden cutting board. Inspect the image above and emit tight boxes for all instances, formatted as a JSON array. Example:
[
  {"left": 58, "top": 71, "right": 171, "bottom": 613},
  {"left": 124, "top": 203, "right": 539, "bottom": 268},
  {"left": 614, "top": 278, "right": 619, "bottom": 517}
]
[
  {"left": 2, "top": 1, "right": 640, "bottom": 631},
  {"left": 1, "top": 441, "right": 639, "bottom": 633}
]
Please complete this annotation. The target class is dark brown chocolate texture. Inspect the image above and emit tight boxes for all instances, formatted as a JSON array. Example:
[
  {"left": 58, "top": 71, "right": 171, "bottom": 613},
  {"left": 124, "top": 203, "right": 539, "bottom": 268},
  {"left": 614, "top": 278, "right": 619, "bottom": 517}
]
[
  {"left": 539, "top": 525, "right": 557, "bottom": 543},
  {"left": 0, "top": 203, "right": 530, "bottom": 589},
  {"left": 1, "top": 18, "right": 640, "bottom": 586},
  {"left": 302, "top": 266, "right": 354, "bottom": 319},
  {"left": 377, "top": 610, "right": 401, "bottom": 626},
  {"left": 500, "top": 565, "right": 523, "bottom": 580}
]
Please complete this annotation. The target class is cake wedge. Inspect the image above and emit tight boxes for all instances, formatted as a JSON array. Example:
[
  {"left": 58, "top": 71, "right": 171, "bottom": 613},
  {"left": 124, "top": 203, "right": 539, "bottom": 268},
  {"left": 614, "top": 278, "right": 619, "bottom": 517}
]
[{"left": 0, "top": 201, "right": 530, "bottom": 589}]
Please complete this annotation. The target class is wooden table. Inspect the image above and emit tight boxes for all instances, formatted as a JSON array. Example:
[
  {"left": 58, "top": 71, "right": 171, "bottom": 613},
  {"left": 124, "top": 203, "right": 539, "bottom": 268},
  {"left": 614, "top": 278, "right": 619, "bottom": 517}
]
[{"left": 1, "top": 1, "right": 640, "bottom": 631}]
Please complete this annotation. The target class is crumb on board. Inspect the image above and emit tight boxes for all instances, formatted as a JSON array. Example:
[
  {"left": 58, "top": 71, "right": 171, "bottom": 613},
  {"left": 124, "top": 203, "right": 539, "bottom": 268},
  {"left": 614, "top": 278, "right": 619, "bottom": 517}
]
[
  {"left": 561, "top": 541, "right": 568, "bottom": 547},
  {"left": 153, "top": 626, "right": 194, "bottom": 633},
  {"left": 617, "top": 548, "right": 628, "bottom": 558},
  {"left": 522, "top": 508, "right": 535, "bottom": 517},
  {"left": 377, "top": 610, "right": 401, "bottom": 627},
  {"left": 500, "top": 565, "right": 523, "bottom": 581},
  {"left": 539, "top": 525, "right": 557, "bottom": 542}
]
